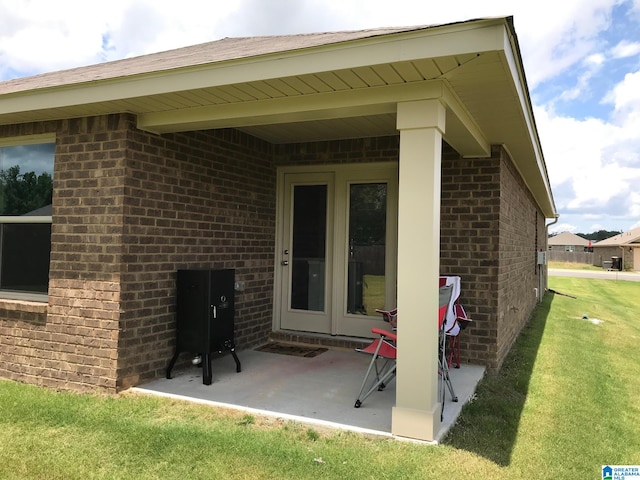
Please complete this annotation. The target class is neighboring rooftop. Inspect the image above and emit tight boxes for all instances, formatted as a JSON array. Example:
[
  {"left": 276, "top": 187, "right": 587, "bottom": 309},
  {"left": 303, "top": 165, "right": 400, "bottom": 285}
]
[
  {"left": 592, "top": 226, "right": 640, "bottom": 247},
  {"left": 548, "top": 231, "right": 590, "bottom": 246}
]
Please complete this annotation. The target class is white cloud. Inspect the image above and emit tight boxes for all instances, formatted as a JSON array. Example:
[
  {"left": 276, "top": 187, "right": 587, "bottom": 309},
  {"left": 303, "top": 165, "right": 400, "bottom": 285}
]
[
  {"left": 0, "top": 1, "right": 108, "bottom": 75},
  {"left": 611, "top": 40, "right": 640, "bottom": 58},
  {"left": 0, "top": 0, "right": 244, "bottom": 76},
  {"left": 557, "top": 54, "right": 606, "bottom": 101},
  {"left": 535, "top": 91, "right": 640, "bottom": 230},
  {"left": 608, "top": 70, "right": 640, "bottom": 122},
  {"left": 549, "top": 222, "right": 577, "bottom": 234}
]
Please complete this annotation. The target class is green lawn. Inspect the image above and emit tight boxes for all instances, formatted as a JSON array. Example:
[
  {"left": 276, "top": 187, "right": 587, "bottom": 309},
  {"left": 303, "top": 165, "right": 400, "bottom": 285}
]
[
  {"left": 548, "top": 260, "right": 602, "bottom": 271},
  {"left": 1, "top": 277, "right": 639, "bottom": 479}
]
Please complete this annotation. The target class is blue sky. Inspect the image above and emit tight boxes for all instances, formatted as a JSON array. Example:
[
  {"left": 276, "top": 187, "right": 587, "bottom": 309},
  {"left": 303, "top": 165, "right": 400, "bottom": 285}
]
[{"left": 1, "top": 0, "right": 639, "bottom": 235}]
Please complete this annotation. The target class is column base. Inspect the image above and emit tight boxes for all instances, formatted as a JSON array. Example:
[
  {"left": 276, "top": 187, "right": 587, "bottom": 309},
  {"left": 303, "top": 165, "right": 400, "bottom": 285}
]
[{"left": 392, "top": 403, "right": 441, "bottom": 442}]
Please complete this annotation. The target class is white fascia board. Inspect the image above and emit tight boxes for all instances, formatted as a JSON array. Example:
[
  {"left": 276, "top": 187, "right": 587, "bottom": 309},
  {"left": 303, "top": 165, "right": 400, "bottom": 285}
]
[
  {"left": 0, "top": 20, "right": 508, "bottom": 116},
  {"left": 500, "top": 27, "right": 557, "bottom": 217}
]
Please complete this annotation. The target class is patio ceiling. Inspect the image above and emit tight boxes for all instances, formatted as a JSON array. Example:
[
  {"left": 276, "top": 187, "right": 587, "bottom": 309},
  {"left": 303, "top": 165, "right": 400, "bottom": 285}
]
[{"left": 0, "top": 17, "right": 556, "bottom": 217}]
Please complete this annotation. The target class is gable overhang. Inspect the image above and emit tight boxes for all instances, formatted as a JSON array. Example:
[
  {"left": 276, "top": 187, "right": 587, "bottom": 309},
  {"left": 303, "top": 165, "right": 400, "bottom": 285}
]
[{"left": 0, "top": 17, "right": 556, "bottom": 218}]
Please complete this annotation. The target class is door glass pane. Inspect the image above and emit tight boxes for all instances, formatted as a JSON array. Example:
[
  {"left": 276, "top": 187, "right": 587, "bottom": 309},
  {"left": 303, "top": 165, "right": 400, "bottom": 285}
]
[
  {"left": 347, "top": 183, "right": 387, "bottom": 315},
  {"left": 291, "top": 185, "right": 327, "bottom": 311}
]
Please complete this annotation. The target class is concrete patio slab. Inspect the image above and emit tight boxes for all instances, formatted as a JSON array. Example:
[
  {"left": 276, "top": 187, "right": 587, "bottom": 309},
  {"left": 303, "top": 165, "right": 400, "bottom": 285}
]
[{"left": 132, "top": 347, "right": 485, "bottom": 442}]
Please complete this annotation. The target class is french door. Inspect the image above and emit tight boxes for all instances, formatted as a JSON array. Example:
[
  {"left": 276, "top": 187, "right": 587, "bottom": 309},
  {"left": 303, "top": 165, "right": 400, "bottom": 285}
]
[
  {"left": 276, "top": 164, "right": 398, "bottom": 338},
  {"left": 279, "top": 172, "right": 334, "bottom": 333}
]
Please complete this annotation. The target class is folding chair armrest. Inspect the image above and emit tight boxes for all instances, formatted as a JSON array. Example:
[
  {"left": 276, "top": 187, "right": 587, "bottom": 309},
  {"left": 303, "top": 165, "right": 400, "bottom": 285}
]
[
  {"left": 375, "top": 308, "right": 398, "bottom": 328},
  {"left": 371, "top": 328, "right": 397, "bottom": 342}
]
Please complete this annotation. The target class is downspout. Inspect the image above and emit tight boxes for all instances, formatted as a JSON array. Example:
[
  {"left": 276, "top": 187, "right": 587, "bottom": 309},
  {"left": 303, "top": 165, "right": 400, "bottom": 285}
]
[{"left": 540, "top": 215, "right": 560, "bottom": 302}]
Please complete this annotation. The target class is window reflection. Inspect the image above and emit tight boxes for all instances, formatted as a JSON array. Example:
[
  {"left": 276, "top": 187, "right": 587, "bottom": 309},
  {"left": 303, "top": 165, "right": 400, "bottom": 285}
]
[
  {"left": 0, "top": 141, "right": 54, "bottom": 295},
  {"left": 347, "top": 183, "right": 387, "bottom": 315}
]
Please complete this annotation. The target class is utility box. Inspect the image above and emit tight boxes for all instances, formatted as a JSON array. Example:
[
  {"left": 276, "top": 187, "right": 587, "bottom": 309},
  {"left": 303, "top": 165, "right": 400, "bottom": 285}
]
[
  {"left": 537, "top": 251, "right": 547, "bottom": 265},
  {"left": 166, "top": 269, "right": 241, "bottom": 385}
]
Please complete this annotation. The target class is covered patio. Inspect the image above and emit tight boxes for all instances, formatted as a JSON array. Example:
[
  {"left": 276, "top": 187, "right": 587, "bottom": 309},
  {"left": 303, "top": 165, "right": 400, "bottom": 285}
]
[
  {"left": 133, "top": 345, "right": 485, "bottom": 442},
  {"left": 1, "top": 15, "right": 555, "bottom": 445}
]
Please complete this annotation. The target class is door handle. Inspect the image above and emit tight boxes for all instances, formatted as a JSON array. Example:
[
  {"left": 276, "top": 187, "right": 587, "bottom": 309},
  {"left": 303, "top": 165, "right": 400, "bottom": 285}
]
[{"left": 281, "top": 260, "right": 289, "bottom": 266}]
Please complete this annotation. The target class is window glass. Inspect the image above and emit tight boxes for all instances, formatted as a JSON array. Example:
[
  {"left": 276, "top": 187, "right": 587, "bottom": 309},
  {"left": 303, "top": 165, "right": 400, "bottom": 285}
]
[
  {"left": 0, "top": 143, "right": 54, "bottom": 215},
  {"left": 347, "top": 183, "right": 387, "bottom": 315},
  {"left": 291, "top": 184, "right": 327, "bottom": 311},
  {"left": 0, "top": 223, "right": 51, "bottom": 292},
  {"left": 0, "top": 141, "right": 54, "bottom": 296}
]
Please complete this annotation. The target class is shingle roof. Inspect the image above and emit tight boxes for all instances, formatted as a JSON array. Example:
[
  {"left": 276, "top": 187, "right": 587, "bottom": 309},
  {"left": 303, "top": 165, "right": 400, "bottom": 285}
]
[
  {"left": 548, "top": 231, "right": 590, "bottom": 246},
  {"left": 592, "top": 226, "right": 640, "bottom": 246},
  {"left": 0, "top": 26, "right": 433, "bottom": 95}
]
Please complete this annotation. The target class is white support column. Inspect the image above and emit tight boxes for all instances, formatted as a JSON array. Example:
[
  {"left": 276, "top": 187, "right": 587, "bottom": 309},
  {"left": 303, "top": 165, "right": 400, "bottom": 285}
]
[{"left": 392, "top": 99, "right": 445, "bottom": 442}]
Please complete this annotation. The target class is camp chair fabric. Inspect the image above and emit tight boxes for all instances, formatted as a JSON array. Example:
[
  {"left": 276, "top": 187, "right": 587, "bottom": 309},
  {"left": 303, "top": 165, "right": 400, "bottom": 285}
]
[
  {"left": 438, "top": 285, "right": 458, "bottom": 420},
  {"left": 354, "top": 327, "right": 397, "bottom": 408},
  {"left": 353, "top": 284, "right": 459, "bottom": 410},
  {"left": 439, "top": 276, "right": 473, "bottom": 368}
]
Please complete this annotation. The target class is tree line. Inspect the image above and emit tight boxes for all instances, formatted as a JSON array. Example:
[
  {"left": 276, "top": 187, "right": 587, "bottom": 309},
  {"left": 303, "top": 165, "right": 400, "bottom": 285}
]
[
  {"left": 0, "top": 165, "right": 53, "bottom": 215},
  {"left": 549, "top": 229, "right": 622, "bottom": 241}
]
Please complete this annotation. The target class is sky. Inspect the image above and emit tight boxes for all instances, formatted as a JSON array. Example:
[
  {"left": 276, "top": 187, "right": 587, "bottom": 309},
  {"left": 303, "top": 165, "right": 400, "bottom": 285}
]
[{"left": 0, "top": 0, "right": 639, "bottom": 235}]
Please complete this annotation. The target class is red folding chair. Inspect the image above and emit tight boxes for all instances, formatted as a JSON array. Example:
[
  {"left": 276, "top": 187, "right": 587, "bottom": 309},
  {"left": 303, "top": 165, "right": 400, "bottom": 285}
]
[
  {"left": 447, "top": 303, "right": 472, "bottom": 368},
  {"left": 353, "top": 326, "right": 397, "bottom": 408},
  {"left": 438, "top": 285, "right": 458, "bottom": 419},
  {"left": 353, "top": 290, "right": 460, "bottom": 412},
  {"left": 439, "top": 276, "right": 472, "bottom": 369},
  {"left": 353, "top": 308, "right": 397, "bottom": 408}
]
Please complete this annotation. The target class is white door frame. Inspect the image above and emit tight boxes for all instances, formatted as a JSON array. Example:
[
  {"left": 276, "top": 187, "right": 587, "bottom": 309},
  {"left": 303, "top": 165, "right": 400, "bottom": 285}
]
[{"left": 273, "top": 162, "right": 398, "bottom": 337}]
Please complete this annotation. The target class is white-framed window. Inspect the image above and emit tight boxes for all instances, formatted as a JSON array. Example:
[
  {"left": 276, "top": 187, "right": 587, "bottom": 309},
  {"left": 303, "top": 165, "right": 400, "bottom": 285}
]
[{"left": 0, "top": 135, "right": 54, "bottom": 300}]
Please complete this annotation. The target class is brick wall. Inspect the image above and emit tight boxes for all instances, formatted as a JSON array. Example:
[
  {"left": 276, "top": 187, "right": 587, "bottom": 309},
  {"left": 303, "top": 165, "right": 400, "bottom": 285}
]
[
  {"left": 441, "top": 144, "right": 546, "bottom": 371},
  {"left": 0, "top": 115, "right": 277, "bottom": 392},
  {"left": 0, "top": 116, "right": 126, "bottom": 391},
  {"left": 440, "top": 145, "right": 500, "bottom": 368},
  {"left": 592, "top": 247, "right": 628, "bottom": 269},
  {"left": 496, "top": 146, "right": 546, "bottom": 369},
  {"left": 273, "top": 135, "right": 400, "bottom": 166},
  {"left": 117, "top": 122, "right": 276, "bottom": 389}
]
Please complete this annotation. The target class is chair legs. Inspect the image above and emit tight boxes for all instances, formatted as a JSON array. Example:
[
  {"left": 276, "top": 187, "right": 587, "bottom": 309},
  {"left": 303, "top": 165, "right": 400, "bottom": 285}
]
[
  {"left": 354, "top": 323, "right": 461, "bottom": 414},
  {"left": 354, "top": 335, "right": 397, "bottom": 408},
  {"left": 439, "top": 355, "right": 458, "bottom": 403},
  {"left": 438, "top": 329, "right": 458, "bottom": 421},
  {"left": 447, "top": 334, "right": 461, "bottom": 368}
]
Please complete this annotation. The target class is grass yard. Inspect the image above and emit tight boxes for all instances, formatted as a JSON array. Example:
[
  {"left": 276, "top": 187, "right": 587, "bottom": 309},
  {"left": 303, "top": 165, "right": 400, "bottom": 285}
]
[
  {"left": 362, "top": 274, "right": 385, "bottom": 313},
  {"left": 0, "top": 277, "right": 639, "bottom": 479},
  {"left": 548, "top": 260, "right": 602, "bottom": 271}
]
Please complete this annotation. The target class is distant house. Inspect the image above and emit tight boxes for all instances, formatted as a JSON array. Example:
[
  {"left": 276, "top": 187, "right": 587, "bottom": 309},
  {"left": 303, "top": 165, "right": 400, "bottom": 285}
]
[
  {"left": 591, "top": 227, "right": 640, "bottom": 271},
  {"left": 548, "top": 231, "right": 591, "bottom": 252}
]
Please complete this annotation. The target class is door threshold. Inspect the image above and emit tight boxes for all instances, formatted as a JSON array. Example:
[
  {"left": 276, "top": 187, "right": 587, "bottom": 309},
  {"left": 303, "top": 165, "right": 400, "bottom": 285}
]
[{"left": 270, "top": 330, "right": 370, "bottom": 351}]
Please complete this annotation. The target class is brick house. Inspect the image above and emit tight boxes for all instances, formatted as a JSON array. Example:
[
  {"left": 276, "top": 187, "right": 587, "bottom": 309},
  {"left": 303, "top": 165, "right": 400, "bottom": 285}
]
[
  {"left": 0, "top": 17, "right": 556, "bottom": 441},
  {"left": 591, "top": 227, "right": 640, "bottom": 271},
  {"left": 548, "top": 231, "right": 591, "bottom": 252}
]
